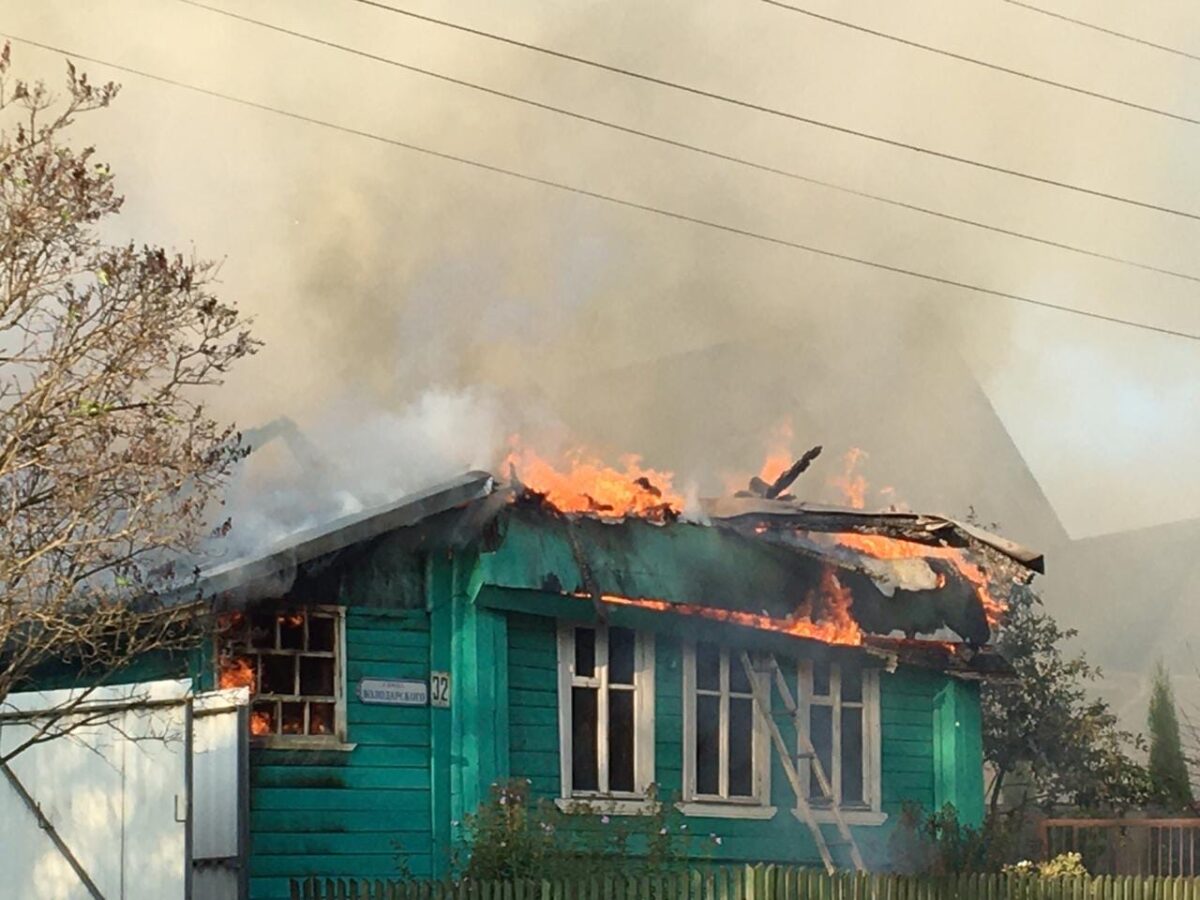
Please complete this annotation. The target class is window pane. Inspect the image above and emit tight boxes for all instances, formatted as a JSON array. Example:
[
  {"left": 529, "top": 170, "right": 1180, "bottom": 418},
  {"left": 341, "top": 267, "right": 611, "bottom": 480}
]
[
  {"left": 696, "top": 644, "right": 721, "bottom": 692},
  {"left": 310, "top": 702, "right": 335, "bottom": 736},
  {"left": 609, "top": 628, "right": 636, "bottom": 685},
  {"left": 300, "top": 656, "right": 335, "bottom": 697},
  {"left": 841, "top": 660, "right": 863, "bottom": 703},
  {"left": 575, "top": 628, "right": 596, "bottom": 678},
  {"left": 281, "top": 702, "right": 305, "bottom": 735},
  {"left": 609, "top": 689, "right": 635, "bottom": 792},
  {"left": 729, "top": 653, "right": 751, "bottom": 694},
  {"left": 812, "top": 661, "right": 831, "bottom": 697},
  {"left": 841, "top": 707, "right": 865, "bottom": 805},
  {"left": 249, "top": 613, "right": 275, "bottom": 649},
  {"left": 696, "top": 694, "right": 721, "bottom": 795},
  {"left": 279, "top": 613, "right": 304, "bottom": 650},
  {"left": 308, "top": 616, "right": 335, "bottom": 652},
  {"left": 809, "top": 704, "right": 833, "bottom": 804},
  {"left": 261, "top": 655, "right": 295, "bottom": 694},
  {"left": 251, "top": 702, "right": 276, "bottom": 736},
  {"left": 572, "top": 686, "right": 599, "bottom": 791},
  {"left": 729, "top": 697, "right": 755, "bottom": 797}
]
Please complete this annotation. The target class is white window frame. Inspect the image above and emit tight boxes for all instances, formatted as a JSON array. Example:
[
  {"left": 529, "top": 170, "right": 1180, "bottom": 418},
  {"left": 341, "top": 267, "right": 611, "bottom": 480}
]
[
  {"left": 215, "top": 604, "right": 353, "bottom": 751},
  {"left": 556, "top": 622, "right": 655, "bottom": 810},
  {"left": 679, "top": 643, "right": 775, "bottom": 820},
  {"left": 795, "top": 659, "right": 884, "bottom": 825}
]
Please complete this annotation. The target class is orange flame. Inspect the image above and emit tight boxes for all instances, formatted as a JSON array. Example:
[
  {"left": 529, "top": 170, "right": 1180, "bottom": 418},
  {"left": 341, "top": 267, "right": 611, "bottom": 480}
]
[
  {"left": 250, "top": 709, "right": 273, "bottom": 736},
  {"left": 835, "top": 532, "right": 1005, "bottom": 627},
  {"left": 758, "top": 420, "right": 796, "bottom": 485},
  {"left": 506, "top": 443, "right": 683, "bottom": 519},
  {"left": 831, "top": 448, "right": 868, "bottom": 509},
  {"left": 583, "top": 566, "right": 862, "bottom": 646},
  {"left": 218, "top": 655, "right": 255, "bottom": 690}
]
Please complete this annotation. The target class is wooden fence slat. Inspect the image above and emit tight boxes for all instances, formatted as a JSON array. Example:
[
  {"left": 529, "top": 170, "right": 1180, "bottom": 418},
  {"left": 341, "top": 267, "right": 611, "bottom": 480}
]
[{"left": 287, "top": 868, "right": 1200, "bottom": 900}]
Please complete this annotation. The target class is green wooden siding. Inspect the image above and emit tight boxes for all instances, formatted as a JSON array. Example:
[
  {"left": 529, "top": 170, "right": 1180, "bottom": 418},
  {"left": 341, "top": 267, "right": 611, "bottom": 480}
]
[
  {"left": 249, "top": 607, "right": 433, "bottom": 900},
  {"left": 505, "top": 612, "right": 957, "bottom": 871}
]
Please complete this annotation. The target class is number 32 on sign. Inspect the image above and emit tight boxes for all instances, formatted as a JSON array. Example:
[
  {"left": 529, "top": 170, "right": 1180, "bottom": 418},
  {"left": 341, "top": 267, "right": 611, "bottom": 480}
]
[{"left": 430, "top": 671, "right": 451, "bottom": 708}]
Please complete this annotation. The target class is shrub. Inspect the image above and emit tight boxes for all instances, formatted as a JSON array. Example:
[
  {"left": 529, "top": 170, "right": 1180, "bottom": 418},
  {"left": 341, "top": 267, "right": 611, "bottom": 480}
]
[
  {"left": 458, "top": 780, "right": 700, "bottom": 881},
  {"left": 1004, "top": 853, "right": 1088, "bottom": 878}
]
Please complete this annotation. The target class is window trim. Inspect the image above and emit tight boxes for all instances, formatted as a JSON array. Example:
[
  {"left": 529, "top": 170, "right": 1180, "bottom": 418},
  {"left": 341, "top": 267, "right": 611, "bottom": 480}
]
[
  {"left": 556, "top": 622, "right": 655, "bottom": 800},
  {"left": 795, "top": 659, "right": 883, "bottom": 820},
  {"left": 215, "top": 604, "right": 351, "bottom": 750},
  {"left": 680, "top": 643, "right": 773, "bottom": 812}
]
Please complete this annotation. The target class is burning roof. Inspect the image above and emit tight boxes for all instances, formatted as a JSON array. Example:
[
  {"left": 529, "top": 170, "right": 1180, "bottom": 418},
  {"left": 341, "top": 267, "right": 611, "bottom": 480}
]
[{"left": 187, "top": 451, "right": 1040, "bottom": 678}]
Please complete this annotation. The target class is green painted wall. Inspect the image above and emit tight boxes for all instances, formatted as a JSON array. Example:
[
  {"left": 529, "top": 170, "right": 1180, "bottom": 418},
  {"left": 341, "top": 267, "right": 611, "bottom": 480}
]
[
  {"left": 248, "top": 607, "right": 433, "bottom": 900},
  {"left": 505, "top": 612, "right": 968, "bottom": 871}
]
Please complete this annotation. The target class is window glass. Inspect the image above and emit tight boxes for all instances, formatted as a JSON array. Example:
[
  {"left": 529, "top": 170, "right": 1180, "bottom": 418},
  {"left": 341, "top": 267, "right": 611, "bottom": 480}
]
[
  {"left": 218, "top": 608, "right": 342, "bottom": 740},
  {"left": 803, "top": 659, "right": 875, "bottom": 812},
  {"left": 575, "top": 628, "right": 597, "bottom": 678},
  {"left": 812, "top": 660, "right": 831, "bottom": 697},
  {"left": 728, "top": 697, "right": 755, "bottom": 797},
  {"left": 609, "top": 628, "right": 636, "bottom": 685},
  {"left": 696, "top": 694, "right": 721, "bottom": 795},
  {"left": 841, "top": 659, "right": 863, "bottom": 703},
  {"left": 687, "top": 645, "right": 764, "bottom": 804},
  {"left": 729, "top": 653, "right": 752, "bottom": 694},
  {"left": 841, "top": 706, "right": 865, "bottom": 805},
  {"left": 571, "top": 686, "right": 599, "bottom": 791},
  {"left": 563, "top": 624, "right": 650, "bottom": 797},
  {"left": 696, "top": 643, "right": 721, "bottom": 691},
  {"left": 608, "top": 688, "right": 635, "bottom": 792}
]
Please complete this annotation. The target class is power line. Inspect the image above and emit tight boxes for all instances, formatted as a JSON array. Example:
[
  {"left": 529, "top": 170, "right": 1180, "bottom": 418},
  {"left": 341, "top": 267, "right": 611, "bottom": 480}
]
[
  {"left": 4, "top": 33, "right": 1198, "bottom": 344},
  {"left": 175, "top": 0, "right": 1200, "bottom": 286},
  {"left": 347, "top": 0, "right": 1200, "bottom": 224},
  {"left": 1002, "top": 0, "right": 1200, "bottom": 64},
  {"left": 762, "top": 0, "right": 1200, "bottom": 128}
]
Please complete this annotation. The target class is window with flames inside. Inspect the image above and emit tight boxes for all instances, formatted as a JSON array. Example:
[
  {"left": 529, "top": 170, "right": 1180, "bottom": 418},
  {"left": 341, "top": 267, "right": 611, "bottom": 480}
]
[{"left": 217, "top": 607, "right": 345, "bottom": 743}]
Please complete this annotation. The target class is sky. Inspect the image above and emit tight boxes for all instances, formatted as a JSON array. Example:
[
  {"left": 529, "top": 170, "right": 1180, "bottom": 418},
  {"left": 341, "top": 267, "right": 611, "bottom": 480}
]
[{"left": 3, "top": 0, "right": 1200, "bottom": 723}]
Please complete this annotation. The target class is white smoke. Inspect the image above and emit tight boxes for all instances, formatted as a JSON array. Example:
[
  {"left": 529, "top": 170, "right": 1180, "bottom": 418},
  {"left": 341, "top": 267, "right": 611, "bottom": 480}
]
[{"left": 205, "top": 386, "right": 508, "bottom": 565}]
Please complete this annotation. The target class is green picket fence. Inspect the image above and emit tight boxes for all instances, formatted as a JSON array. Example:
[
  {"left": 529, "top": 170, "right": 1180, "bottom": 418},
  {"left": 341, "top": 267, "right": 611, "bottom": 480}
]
[{"left": 289, "top": 866, "right": 1200, "bottom": 900}]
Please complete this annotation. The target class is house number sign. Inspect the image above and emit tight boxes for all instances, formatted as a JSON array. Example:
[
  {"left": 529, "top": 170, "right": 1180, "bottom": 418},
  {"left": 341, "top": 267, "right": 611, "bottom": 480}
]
[
  {"left": 358, "top": 678, "right": 428, "bottom": 706},
  {"left": 430, "top": 671, "right": 451, "bottom": 708}
]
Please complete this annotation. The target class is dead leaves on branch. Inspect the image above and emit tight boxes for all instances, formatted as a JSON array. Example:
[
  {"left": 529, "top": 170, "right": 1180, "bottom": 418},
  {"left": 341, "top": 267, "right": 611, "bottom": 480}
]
[{"left": 0, "top": 47, "right": 258, "bottom": 741}]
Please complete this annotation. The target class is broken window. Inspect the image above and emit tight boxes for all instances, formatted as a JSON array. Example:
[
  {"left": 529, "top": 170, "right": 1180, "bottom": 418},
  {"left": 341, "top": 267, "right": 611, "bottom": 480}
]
[
  {"left": 216, "top": 606, "right": 346, "bottom": 745},
  {"left": 557, "top": 623, "right": 654, "bottom": 798},
  {"left": 799, "top": 659, "right": 880, "bottom": 812},
  {"left": 683, "top": 643, "right": 769, "bottom": 807}
]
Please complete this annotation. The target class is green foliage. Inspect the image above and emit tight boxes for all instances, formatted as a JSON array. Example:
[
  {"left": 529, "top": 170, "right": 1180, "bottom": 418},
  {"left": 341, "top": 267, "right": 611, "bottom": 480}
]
[
  {"left": 1147, "top": 662, "right": 1194, "bottom": 811},
  {"left": 888, "top": 804, "right": 1020, "bottom": 874},
  {"left": 981, "top": 585, "right": 1150, "bottom": 812},
  {"left": 458, "top": 780, "right": 702, "bottom": 881}
]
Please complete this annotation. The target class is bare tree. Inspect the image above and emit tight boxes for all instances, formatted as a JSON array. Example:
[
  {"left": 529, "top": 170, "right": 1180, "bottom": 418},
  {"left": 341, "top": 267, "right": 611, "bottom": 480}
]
[{"left": 0, "top": 46, "right": 258, "bottom": 760}]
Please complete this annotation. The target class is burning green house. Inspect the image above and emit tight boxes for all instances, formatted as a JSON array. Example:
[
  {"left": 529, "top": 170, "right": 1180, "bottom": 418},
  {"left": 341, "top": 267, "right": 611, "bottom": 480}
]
[{"left": 0, "top": 468, "right": 1041, "bottom": 900}]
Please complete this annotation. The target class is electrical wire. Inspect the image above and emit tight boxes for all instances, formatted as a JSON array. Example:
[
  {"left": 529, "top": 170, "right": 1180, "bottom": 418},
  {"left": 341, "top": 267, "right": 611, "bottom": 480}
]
[
  {"left": 761, "top": 0, "right": 1200, "bottom": 128},
  {"left": 175, "top": 0, "right": 1200, "bottom": 286},
  {"left": 4, "top": 32, "right": 1198, "bottom": 343},
  {"left": 1001, "top": 0, "right": 1200, "bottom": 64},
  {"left": 347, "top": 0, "right": 1200, "bottom": 223}
]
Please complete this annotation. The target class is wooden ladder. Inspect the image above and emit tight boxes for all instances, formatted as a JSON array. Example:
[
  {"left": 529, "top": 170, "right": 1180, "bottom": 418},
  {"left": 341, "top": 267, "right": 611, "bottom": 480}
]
[{"left": 737, "top": 651, "right": 867, "bottom": 873}]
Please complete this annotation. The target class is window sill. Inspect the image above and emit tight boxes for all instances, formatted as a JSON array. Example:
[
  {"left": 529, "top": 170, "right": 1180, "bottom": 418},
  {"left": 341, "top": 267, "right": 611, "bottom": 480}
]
[
  {"left": 676, "top": 802, "right": 778, "bottom": 820},
  {"left": 251, "top": 736, "right": 357, "bottom": 752},
  {"left": 555, "top": 798, "right": 658, "bottom": 816},
  {"left": 792, "top": 808, "right": 888, "bottom": 826}
]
